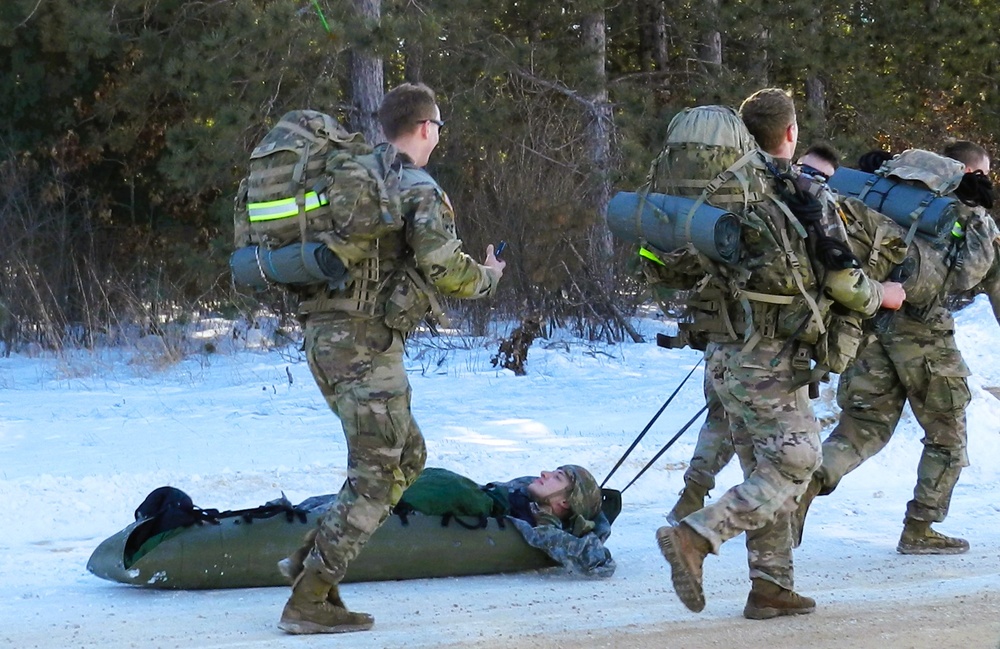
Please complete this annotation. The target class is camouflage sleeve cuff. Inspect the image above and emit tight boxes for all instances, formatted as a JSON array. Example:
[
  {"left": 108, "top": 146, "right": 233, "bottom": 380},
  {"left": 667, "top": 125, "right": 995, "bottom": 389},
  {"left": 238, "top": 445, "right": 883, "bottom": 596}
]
[{"left": 824, "top": 268, "right": 882, "bottom": 316}]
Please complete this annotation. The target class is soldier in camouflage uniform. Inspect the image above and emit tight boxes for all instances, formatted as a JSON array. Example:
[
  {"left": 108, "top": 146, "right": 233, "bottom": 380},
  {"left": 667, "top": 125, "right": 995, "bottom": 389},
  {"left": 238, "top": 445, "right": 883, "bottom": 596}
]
[
  {"left": 653, "top": 91, "right": 905, "bottom": 620},
  {"left": 277, "top": 83, "right": 505, "bottom": 635},
  {"left": 794, "top": 141, "right": 999, "bottom": 555},
  {"left": 511, "top": 465, "right": 604, "bottom": 535},
  {"left": 665, "top": 143, "right": 844, "bottom": 526}
]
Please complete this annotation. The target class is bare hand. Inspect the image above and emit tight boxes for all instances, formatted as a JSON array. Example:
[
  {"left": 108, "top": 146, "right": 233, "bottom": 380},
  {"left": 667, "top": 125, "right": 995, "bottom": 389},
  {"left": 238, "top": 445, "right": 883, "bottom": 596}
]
[
  {"left": 880, "top": 281, "right": 906, "bottom": 310},
  {"left": 484, "top": 244, "right": 506, "bottom": 275}
]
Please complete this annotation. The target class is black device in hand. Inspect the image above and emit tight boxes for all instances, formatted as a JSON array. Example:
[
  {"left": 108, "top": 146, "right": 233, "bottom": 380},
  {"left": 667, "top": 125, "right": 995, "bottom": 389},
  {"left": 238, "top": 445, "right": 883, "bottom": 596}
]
[
  {"left": 872, "top": 256, "right": 916, "bottom": 334},
  {"left": 495, "top": 240, "right": 507, "bottom": 258}
]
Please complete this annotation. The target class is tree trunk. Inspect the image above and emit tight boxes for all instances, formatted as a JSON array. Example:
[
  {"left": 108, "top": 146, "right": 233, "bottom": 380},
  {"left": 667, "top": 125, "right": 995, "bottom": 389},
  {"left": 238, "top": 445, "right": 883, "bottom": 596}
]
[
  {"left": 580, "top": 9, "right": 614, "bottom": 268},
  {"left": 641, "top": 0, "right": 669, "bottom": 71},
  {"left": 747, "top": 28, "right": 769, "bottom": 87},
  {"left": 804, "top": 75, "right": 827, "bottom": 135},
  {"left": 349, "top": 0, "right": 384, "bottom": 143},
  {"left": 802, "top": 4, "right": 826, "bottom": 135},
  {"left": 698, "top": 0, "right": 722, "bottom": 70}
]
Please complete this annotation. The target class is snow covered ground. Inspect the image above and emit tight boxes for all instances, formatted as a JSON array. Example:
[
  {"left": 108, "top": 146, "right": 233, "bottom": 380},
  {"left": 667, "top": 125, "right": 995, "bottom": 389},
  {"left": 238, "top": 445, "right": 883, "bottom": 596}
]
[{"left": 2, "top": 299, "right": 999, "bottom": 648}]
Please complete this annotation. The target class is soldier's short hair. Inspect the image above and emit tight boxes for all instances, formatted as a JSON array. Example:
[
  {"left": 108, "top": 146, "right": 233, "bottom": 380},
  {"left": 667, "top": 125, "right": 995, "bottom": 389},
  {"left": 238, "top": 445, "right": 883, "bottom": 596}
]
[
  {"left": 739, "top": 88, "right": 796, "bottom": 154},
  {"left": 379, "top": 83, "right": 438, "bottom": 140},
  {"left": 942, "top": 140, "right": 990, "bottom": 171},
  {"left": 802, "top": 141, "right": 841, "bottom": 171}
]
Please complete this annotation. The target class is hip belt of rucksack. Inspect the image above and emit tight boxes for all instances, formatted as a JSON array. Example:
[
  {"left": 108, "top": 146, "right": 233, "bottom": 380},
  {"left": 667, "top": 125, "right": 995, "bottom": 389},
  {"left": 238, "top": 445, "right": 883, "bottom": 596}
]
[{"left": 297, "top": 256, "right": 450, "bottom": 327}]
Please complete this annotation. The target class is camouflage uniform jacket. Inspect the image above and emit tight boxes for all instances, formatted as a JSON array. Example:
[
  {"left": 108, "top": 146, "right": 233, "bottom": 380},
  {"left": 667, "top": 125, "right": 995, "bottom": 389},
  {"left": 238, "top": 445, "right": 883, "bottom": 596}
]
[
  {"left": 710, "top": 160, "right": 883, "bottom": 348},
  {"left": 637, "top": 161, "right": 884, "bottom": 357},
  {"left": 300, "top": 145, "right": 500, "bottom": 326}
]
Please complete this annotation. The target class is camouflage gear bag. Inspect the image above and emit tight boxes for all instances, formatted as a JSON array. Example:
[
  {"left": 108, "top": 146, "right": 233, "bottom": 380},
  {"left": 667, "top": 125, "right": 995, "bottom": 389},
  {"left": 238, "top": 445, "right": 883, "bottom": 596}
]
[
  {"left": 873, "top": 150, "right": 998, "bottom": 309},
  {"left": 232, "top": 110, "right": 404, "bottom": 289},
  {"left": 639, "top": 106, "right": 829, "bottom": 348},
  {"left": 881, "top": 149, "right": 965, "bottom": 196}
]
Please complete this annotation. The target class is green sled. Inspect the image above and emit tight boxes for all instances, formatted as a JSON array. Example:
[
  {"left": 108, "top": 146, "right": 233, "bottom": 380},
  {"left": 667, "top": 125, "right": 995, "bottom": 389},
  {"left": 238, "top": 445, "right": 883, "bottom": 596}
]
[{"left": 86, "top": 489, "right": 622, "bottom": 589}]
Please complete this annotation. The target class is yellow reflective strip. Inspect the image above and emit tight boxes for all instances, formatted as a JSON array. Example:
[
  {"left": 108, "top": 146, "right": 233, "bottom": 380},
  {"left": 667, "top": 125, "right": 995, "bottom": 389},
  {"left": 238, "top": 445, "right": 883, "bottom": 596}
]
[
  {"left": 247, "top": 192, "right": 328, "bottom": 222},
  {"left": 639, "top": 246, "right": 665, "bottom": 266}
]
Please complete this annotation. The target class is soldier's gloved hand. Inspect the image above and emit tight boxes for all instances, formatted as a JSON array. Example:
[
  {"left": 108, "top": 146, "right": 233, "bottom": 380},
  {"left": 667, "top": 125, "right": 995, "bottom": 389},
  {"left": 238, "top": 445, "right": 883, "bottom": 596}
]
[
  {"left": 815, "top": 237, "right": 861, "bottom": 270},
  {"left": 955, "top": 171, "right": 995, "bottom": 209},
  {"left": 784, "top": 189, "right": 824, "bottom": 226},
  {"left": 858, "top": 150, "right": 893, "bottom": 173}
]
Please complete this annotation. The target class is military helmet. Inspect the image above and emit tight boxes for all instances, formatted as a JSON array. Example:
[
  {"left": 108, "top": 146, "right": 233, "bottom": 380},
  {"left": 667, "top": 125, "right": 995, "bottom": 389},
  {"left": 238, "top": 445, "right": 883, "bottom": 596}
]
[{"left": 559, "top": 465, "right": 602, "bottom": 521}]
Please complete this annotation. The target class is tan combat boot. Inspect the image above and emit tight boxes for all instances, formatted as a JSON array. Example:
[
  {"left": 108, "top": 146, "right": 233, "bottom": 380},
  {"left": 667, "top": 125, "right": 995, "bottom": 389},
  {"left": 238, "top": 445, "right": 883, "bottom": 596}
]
[
  {"left": 896, "top": 518, "right": 969, "bottom": 555},
  {"left": 278, "top": 569, "right": 374, "bottom": 635},
  {"left": 791, "top": 474, "right": 823, "bottom": 548},
  {"left": 655, "top": 523, "right": 711, "bottom": 612},
  {"left": 667, "top": 480, "right": 709, "bottom": 525},
  {"left": 743, "top": 578, "right": 816, "bottom": 620}
]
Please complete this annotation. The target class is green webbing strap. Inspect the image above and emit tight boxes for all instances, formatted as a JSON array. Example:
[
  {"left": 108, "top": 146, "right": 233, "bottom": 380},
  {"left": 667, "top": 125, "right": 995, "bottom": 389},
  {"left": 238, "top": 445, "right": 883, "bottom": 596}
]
[
  {"left": 635, "top": 188, "right": 652, "bottom": 249},
  {"left": 740, "top": 290, "right": 795, "bottom": 304},
  {"left": 778, "top": 224, "right": 826, "bottom": 335},
  {"left": 404, "top": 265, "right": 451, "bottom": 329},
  {"left": 249, "top": 158, "right": 327, "bottom": 184},
  {"left": 858, "top": 174, "right": 878, "bottom": 201},
  {"left": 683, "top": 149, "right": 761, "bottom": 246},
  {"left": 770, "top": 193, "right": 809, "bottom": 239},
  {"left": 279, "top": 120, "right": 329, "bottom": 147}
]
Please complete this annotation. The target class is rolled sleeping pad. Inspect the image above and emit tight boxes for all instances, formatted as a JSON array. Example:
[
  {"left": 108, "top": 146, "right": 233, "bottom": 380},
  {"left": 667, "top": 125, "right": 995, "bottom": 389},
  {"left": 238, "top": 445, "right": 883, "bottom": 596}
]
[
  {"left": 86, "top": 509, "right": 559, "bottom": 590},
  {"left": 827, "top": 166, "right": 961, "bottom": 239},
  {"left": 230, "top": 242, "right": 347, "bottom": 291},
  {"left": 606, "top": 191, "right": 742, "bottom": 264}
]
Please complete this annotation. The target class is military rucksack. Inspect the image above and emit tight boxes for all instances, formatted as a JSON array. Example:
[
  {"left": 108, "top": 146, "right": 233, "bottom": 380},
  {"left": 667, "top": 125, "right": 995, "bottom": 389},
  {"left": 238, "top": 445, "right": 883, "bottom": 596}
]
[
  {"left": 231, "top": 110, "right": 404, "bottom": 291},
  {"left": 637, "top": 106, "right": 829, "bottom": 346},
  {"left": 845, "top": 149, "right": 998, "bottom": 309},
  {"left": 632, "top": 105, "right": 931, "bottom": 374}
]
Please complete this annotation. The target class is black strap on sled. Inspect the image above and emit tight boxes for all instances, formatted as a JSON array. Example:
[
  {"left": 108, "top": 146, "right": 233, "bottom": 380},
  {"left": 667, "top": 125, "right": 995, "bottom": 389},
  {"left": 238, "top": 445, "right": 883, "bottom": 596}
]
[
  {"left": 600, "top": 358, "right": 703, "bottom": 489},
  {"left": 392, "top": 503, "right": 506, "bottom": 531},
  {"left": 620, "top": 404, "right": 708, "bottom": 494},
  {"left": 212, "top": 502, "right": 309, "bottom": 525}
]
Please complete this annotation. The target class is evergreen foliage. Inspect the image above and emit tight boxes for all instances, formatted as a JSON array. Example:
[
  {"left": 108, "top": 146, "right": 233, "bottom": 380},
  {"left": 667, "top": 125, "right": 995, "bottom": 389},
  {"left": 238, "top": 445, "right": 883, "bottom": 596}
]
[{"left": 1, "top": 0, "right": 997, "bottom": 349}]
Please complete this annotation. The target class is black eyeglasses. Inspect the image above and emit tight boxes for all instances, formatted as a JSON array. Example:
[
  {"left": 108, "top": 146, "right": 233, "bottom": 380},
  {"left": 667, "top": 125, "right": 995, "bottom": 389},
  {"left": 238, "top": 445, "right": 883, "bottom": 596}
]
[
  {"left": 798, "top": 164, "right": 828, "bottom": 180},
  {"left": 421, "top": 118, "right": 446, "bottom": 130}
]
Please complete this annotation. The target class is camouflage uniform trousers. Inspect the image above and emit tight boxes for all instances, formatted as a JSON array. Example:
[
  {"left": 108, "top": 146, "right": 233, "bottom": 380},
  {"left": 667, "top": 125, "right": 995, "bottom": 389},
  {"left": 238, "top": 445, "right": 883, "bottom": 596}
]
[
  {"left": 819, "top": 310, "right": 971, "bottom": 523},
  {"left": 683, "top": 340, "right": 821, "bottom": 590},
  {"left": 682, "top": 370, "right": 736, "bottom": 492},
  {"left": 300, "top": 314, "right": 427, "bottom": 583}
]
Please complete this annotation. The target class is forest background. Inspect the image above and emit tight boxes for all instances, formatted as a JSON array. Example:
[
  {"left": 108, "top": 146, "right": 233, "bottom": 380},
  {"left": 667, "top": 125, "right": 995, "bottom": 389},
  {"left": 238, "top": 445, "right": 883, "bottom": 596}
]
[{"left": 1, "top": 0, "right": 997, "bottom": 354}]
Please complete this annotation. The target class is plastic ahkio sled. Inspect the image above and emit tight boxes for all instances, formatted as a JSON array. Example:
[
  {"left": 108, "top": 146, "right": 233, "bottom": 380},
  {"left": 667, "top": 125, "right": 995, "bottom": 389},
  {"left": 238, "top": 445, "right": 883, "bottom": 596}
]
[{"left": 87, "top": 488, "right": 622, "bottom": 590}]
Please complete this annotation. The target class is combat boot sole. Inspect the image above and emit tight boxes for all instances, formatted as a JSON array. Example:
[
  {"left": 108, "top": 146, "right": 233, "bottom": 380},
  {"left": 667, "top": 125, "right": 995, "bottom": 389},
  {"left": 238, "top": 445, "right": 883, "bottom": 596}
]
[
  {"left": 655, "top": 525, "right": 706, "bottom": 613},
  {"left": 896, "top": 540, "right": 970, "bottom": 555}
]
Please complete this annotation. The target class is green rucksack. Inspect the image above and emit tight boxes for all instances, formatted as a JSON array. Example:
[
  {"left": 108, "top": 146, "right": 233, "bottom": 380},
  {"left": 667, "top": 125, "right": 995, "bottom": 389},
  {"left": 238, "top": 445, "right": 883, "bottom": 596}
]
[
  {"left": 231, "top": 110, "right": 404, "bottom": 290},
  {"left": 395, "top": 468, "right": 506, "bottom": 523}
]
